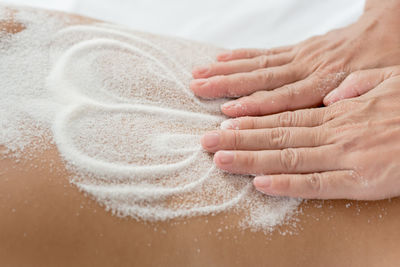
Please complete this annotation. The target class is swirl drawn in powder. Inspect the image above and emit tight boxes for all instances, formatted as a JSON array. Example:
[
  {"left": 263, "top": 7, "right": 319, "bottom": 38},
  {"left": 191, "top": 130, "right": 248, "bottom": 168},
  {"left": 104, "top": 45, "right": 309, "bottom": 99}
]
[
  {"left": 50, "top": 25, "right": 225, "bottom": 113},
  {"left": 51, "top": 104, "right": 251, "bottom": 218},
  {"left": 47, "top": 27, "right": 253, "bottom": 221},
  {"left": 0, "top": 8, "right": 300, "bottom": 230}
]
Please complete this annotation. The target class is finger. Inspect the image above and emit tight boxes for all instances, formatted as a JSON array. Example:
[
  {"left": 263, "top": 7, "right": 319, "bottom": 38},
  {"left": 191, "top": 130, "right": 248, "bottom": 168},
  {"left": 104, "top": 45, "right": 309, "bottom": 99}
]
[
  {"left": 220, "top": 109, "right": 326, "bottom": 130},
  {"left": 192, "top": 53, "right": 293, "bottom": 79},
  {"left": 221, "top": 73, "right": 345, "bottom": 117},
  {"left": 217, "top": 46, "right": 294, "bottom": 61},
  {"left": 323, "top": 66, "right": 400, "bottom": 105},
  {"left": 190, "top": 64, "right": 304, "bottom": 99},
  {"left": 213, "top": 146, "right": 338, "bottom": 175},
  {"left": 253, "top": 170, "right": 362, "bottom": 199},
  {"left": 201, "top": 127, "right": 325, "bottom": 152}
]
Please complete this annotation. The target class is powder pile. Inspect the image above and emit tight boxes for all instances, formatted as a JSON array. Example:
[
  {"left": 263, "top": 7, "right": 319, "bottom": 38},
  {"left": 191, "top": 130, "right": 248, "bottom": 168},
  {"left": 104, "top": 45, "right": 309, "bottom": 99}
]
[{"left": 0, "top": 6, "right": 301, "bottom": 231}]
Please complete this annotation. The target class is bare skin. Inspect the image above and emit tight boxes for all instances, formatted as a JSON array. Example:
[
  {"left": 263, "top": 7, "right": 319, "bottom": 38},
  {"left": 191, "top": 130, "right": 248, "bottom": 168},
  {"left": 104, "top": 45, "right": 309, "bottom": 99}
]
[
  {"left": 195, "top": 0, "right": 400, "bottom": 200},
  {"left": 201, "top": 66, "right": 400, "bottom": 200},
  {"left": 3, "top": 6, "right": 400, "bottom": 267},
  {"left": 191, "top": 0, "right": 400, "bottom": 117},
  {"left": 3, "top": 148, "right": 400, "bottom": 267}
]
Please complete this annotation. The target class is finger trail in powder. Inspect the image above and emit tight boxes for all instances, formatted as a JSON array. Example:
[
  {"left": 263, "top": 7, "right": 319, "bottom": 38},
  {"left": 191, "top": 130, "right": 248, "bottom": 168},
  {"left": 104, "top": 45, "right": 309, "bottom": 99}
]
[{"left": 0, "top": 5, "right": 301, "bottom": 232}]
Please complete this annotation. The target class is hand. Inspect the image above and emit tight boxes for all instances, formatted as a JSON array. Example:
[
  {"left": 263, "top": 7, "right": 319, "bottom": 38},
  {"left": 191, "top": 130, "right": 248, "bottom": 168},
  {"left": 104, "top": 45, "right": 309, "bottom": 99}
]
[
  {"left": 200, "top": 67, "right": 400, "bottom": 200},
  {"left": 190, "top": 2, "right": 400, "bottom": 117}
]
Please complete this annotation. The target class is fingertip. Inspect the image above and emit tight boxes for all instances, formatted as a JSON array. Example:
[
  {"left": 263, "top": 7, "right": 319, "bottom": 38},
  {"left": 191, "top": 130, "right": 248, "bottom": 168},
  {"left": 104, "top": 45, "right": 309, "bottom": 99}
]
[
  {"left": 322, "top": 96, "right": 334, "bottom": 106},
  {"left": 189, "top": 79, "right": 198, "bottom": 95},
  {"left": 221, "top": 107, "right": 238, "bottom": 118},
  {"left": 254, "top": 176, "right": 287, "bottom": 197},
  {"left": 191, "top": 71, "right": 201, "bottom": 79},
  {"left": 214, "top": 151, "right": 234, "bottom": 167},
  {"left": 220, "top": 119, "right": 240, "bottom": 130},
  {"left": 213, "top": 152, "right": 219, "bottom": 165},
  {"left": 200, "top": 131, "right": 220, "bottom": 152},
  {"left": 221, "top": 101, "right": 249, "bottom": 117},
  {"left": 253, "top": 176, "right": 272, "bottom": 191},
  {"left": 200, "top": 134, "right": 208, "bottom": 150},
  {"left": 221, "top": 102, "right": 237, "bottom": 117},
  {"left": 323, "top": 89, "right": 338, "bottom": 106},
  {"left": 217, "top": 51, "right": 232, "bottom": 61},
  {"left": 192, "top": 66, "right": 210, "bottom": 79},
  {"left": 190, "top": 78, "right": 209, "bottom": 97}
]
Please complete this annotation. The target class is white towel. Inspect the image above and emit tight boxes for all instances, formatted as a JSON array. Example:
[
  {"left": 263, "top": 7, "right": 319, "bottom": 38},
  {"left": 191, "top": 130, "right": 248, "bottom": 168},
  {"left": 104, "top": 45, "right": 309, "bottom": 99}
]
[{"left": 5, "top": 0, "right": 364, "bottom": 48}]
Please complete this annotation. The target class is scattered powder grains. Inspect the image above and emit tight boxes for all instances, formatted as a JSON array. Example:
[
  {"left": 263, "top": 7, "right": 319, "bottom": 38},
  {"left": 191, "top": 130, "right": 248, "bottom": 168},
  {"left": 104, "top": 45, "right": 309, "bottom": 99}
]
[{"left": 0, "top": 5, "right": 301, "bottom": 231}]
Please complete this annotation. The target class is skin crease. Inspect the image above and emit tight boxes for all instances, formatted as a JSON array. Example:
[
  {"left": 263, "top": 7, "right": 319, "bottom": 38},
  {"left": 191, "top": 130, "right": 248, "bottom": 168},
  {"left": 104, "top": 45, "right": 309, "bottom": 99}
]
[
  {"left": 190, "top": 0, "right": 400, "bottom": 117},
  {"left": 201, "top": 67, "right": 400, "bottom": 200}
]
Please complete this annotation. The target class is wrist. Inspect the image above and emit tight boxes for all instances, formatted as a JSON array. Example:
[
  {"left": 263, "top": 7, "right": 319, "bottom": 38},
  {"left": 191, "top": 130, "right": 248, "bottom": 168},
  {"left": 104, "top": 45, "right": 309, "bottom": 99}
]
[
  {"left": 361, "top": 0, "right": 400, "bottom": 25},
  {"left": 364, "top": 0, "right": 400, "bottom": 13}
]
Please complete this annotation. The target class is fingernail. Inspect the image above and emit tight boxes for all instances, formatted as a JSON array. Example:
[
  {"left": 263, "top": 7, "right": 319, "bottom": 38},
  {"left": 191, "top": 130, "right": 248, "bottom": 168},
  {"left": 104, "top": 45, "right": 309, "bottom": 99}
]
[
  {"left": 216, "top": 151, "right": 234, "bottom": 164},
  {"left": 221, "top": 101, "right": 233, "bottom": 109},
  {"left": 194, "top": 66, "right": 209, "bottom": 75},
  {"left": 218, "top": 51, "right": 232, "bottom": 60},
  {"left": 253, "top": 176, "right": 272, "bottom": 188},
  {"left": 221, "top": 101, "right": 240, "bottom": 110},
  {"left": 220, "top": 119, "right": 239, "bottom": 130},
  {"left": 201, "top": 132, "right": 219, "bottom": 148},
  {"left": 192, "top": 78, "right": 209, "bottom": 87},
  {"left": 324, "top": 89, "right": 337, "bottom": 104}
]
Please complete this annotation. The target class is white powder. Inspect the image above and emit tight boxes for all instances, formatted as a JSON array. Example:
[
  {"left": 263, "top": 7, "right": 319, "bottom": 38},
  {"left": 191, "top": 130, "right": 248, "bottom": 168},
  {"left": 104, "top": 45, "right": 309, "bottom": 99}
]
[{"left": 0, "top": 6, "right": 301, "bottom": 231}]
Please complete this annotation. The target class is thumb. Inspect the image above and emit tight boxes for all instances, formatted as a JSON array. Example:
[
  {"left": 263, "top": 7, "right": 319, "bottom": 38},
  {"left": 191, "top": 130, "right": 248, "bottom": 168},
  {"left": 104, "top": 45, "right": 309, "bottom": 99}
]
[{"left": 323, "top": 66, "right": 400, "bottom": 106}]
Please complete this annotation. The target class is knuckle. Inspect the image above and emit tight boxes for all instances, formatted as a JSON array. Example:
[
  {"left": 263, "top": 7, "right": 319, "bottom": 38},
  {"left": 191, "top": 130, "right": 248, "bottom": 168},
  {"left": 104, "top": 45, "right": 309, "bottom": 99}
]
[
  {"left": 279, "top": 148, "right": 300, "bottom": 172},
  {"left": 273, "top": 87, "right": 296, "bottom": 111},
  {"left": 386, "top": 66, "right": 400, "bottom": 78},
  {"left": 322, "top": 106, "right": 341, "bottom": 123},
  {"left": 294, "top": 46, "right": 311, "bottom": 60},
  {"left": 277, "top": 112, "right": 295, "bottom": 126},
  {"left": 242, "top": 119, "right": 253, "bottom": 130},
  {"left": 246, "top": 116, "right": 258, "bottom": 129},
  {"left": 283, "top": 85, "right": 297, "bottom": 101},
  {"left": 323, "top": 127, "right": 338, "bottom": 145},
  {"left": 268, "top": 128, "right": 291, "bottom": 148},
  {"left": 337, "top": 136, "right": 358, "bottom": 153},
  {"left": 232, "top": 130, "right": 242, "bottom": 149},
  {"left": 256, "top": 70, "right": 273, "bottom": 84},
  {"left": 257, "top": 55, "right": 269, "bottom": 68},
  {"left": 312, "top": 126, "right": 325, "bottom": 146},
  {"left": 243, "top": 152, "right": 258, "bottom": 169},
  {"left": 314, "top": 56, "right": 345, "bottom": 74},
  {"left": 305, "top": 173, "right": 323, "bottom": 198}
]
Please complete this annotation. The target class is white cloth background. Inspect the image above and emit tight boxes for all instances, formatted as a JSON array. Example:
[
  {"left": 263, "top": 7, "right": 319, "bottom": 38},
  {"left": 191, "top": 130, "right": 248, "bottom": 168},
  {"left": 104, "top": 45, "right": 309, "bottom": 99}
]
[{"left": 5, "top": 0, "right": 364, "bottom": 48}]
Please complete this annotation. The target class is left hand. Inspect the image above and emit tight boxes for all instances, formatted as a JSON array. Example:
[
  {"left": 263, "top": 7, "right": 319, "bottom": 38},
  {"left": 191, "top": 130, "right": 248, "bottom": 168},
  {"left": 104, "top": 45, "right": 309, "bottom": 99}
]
[
  {"left": 200, "top": 67, "right": 400, "bottom": 200},
  {"left": 190, "top": 3, "right": 400, "bottom": 117}
]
